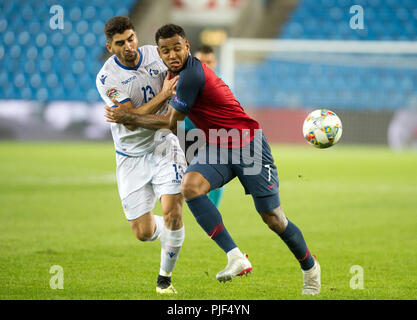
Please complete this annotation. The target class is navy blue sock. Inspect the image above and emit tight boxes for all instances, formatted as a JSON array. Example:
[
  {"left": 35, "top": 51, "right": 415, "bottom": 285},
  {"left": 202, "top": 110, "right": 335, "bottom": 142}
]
[
  {"left": 186, "top": 194, "right": 237, "bottom": 253},
  {"left": 279, "top": 220, "right": 315, "bottom": 270}
]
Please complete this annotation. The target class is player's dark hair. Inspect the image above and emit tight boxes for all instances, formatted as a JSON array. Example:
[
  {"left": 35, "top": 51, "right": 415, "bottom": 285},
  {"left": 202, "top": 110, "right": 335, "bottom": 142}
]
[
  {"left": 155, "top": 24, "right": 186, "bottom": 44},
  {"left": 196, "top": 45, "right": 214, "bottom": 54},
  {"left": 104, "top": 16, "right": 135, "bottom": 43}
]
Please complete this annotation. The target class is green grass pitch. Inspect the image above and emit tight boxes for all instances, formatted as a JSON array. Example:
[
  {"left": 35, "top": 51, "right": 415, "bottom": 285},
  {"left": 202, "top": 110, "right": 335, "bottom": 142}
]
[{"left": 0, "top": 141, "right": 416, "bottom": 300}]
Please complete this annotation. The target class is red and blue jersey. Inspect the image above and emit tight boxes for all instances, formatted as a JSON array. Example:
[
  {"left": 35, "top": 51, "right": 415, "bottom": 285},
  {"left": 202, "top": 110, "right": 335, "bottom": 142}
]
[{"left": 169, "top": 56, "right": 260, "bottom": 148}]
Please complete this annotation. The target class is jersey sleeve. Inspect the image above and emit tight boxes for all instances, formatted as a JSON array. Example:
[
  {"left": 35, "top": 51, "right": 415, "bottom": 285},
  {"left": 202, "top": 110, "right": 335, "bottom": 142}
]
[
  {"left": 169, "top": 59, "right": 205, "bottom": 114},
  {"left": 96, "top": 73, "right": 131, "bottom": 108}
]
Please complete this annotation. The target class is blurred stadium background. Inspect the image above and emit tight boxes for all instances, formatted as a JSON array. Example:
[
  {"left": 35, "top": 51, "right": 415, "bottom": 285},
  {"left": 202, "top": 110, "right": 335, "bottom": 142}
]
[
  {"left": 0, "top": 0, "right": 417, "bottom": 148},
  {"left": 1, "top": 0, "right": 417, "bottom": 301}
]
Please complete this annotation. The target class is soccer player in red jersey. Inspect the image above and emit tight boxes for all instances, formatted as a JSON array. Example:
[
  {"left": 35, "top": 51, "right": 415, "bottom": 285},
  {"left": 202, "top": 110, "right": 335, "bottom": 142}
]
[{"left": 105, "top": 24, "right": 321, "bottom": 295}]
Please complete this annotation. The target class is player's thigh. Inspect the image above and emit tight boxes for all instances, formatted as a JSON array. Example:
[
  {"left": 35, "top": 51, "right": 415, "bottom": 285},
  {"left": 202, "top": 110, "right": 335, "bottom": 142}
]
[
  {"left": 116, "top": 153, "right": 153, "bottom": 201},
  {"left": 180, "top": 171, "right": 211, "bottom": 199},
  {"left": 153, "top": 132, "right": 187, "bottom": 185},
  {"left": 184, "top": 144, "right": 235, "bottom": 195},
  {"left": 234, "top": 133, "right": 281, "bottom": 213},
  {"left": 121, "top": 183, "right": 157, "bottom": 222}
]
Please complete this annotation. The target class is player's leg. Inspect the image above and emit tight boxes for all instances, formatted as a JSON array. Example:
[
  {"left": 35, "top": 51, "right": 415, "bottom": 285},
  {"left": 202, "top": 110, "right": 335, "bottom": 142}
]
[
  {"left": 254, "top": 195, "right": 315, "bottom": 272},
  {"left": 116, "top": 154, "right": 168, "bottom": 292},
  {"left": 121, "top": 183, "right": 164, "bottom": 242},
  {"left": 155, "top": 192, "right": 185, "bottom": 294},
  {"left": 256, "top": 199, "right": 321, "bottom": 295},
  {"left": 116, "top": 153, "right": 164, "bottom": 242},
  {"left": 182, "top": 171, "right": 236, "bottom": 253},
  {"left": 129, "top": 210, "right": 164, "bottom": 242},
  {"left": 152, "top": 133, "right": 187, "bottom": 293},
  {"left": 182, "top": 149, "right": 252, "bottom": 282},
  {"left": 122, "top": 184, "right": 174, "bottom": 294},
  {"left": 238, "top": 132, "right": 320, "bottom": 294}
]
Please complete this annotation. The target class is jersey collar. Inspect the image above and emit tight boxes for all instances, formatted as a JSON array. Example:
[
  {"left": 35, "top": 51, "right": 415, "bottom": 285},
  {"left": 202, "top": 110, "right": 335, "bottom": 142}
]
[{"left": 114, "top": 49, "right": 143, "bottom": 71}]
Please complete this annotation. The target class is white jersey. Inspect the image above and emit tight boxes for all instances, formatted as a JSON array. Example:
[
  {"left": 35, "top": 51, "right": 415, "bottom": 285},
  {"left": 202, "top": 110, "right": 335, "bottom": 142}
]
[{"left": 96, "top": 45, "right": 169, "bottom": 156}]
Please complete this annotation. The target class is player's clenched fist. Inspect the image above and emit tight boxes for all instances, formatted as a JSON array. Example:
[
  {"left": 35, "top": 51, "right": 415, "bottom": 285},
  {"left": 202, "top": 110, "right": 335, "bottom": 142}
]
[{"left": 104, "top": 98, "right": 134, "bottom": 124}]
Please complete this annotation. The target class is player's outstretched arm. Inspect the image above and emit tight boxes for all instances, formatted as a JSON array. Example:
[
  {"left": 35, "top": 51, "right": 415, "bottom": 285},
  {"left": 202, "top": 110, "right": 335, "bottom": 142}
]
[
  {"left": 105, "top": 74, "right": 178, "bottom": 130},
  {"left": 105, "top": 102, "right": 185, "bottom": 132}
]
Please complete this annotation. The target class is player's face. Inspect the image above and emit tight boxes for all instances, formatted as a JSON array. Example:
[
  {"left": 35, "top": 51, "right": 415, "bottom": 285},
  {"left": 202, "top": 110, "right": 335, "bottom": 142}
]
[
  {"left": 106, "top": 29, "right": 139, "bottom": 66},
  {"left": 157, "top": 35, "right": 190, "bottom": 73},
  {"left": 195, "top": 52, "right": 217, "bottom": 70}
]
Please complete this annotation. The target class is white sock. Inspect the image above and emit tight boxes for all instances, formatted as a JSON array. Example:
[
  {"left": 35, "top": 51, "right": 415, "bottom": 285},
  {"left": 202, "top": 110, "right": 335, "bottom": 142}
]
[
  {"left": 148, "top": 215, "right": 164, "bottom": 242},
  {"left": 159, "top": 226, "right": 185, "bottom": 277},
  {"left": 226, "top": 247, "right": 244, "bottom": 261}
]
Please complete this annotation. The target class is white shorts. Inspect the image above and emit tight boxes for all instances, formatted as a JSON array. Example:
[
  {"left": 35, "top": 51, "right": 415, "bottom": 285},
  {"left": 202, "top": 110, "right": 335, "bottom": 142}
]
[{"left": 116, "top": 133, "right": 187, "bottom": 221}]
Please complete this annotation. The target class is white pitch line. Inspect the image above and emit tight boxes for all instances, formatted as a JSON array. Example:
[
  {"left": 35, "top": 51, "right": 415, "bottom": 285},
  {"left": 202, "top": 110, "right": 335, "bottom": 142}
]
[
  {"left": 1, "top": 173, "right": 117, "bottom": 186},
  {"left": 282, "top": 180, "right": 417, "bottom": 195}
]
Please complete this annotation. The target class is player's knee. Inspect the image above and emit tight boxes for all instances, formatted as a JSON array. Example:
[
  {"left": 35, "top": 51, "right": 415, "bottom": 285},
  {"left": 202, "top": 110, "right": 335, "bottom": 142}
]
[
  {"left": 260, "top": 207, "right": 288, "bottom": 234},
  {"left": 132, "top": 227, "right": 154, "bottom": 242},
  {"left": 181, "top": 179, "right": 204, "bottom": 200},
  {"left": 181, "top": 183, "right": 197, "bottom": 199}
]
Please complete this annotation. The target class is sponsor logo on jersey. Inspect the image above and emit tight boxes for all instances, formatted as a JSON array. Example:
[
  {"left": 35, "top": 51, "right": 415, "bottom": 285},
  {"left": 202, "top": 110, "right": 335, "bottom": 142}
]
[
  {"left": 121, "top": 75, "right": 137, "bottom": 85},
  {"left": 173, "top": 96, "right": 187, "bottom": 108},
  {"left": 100, "top": 74, "right": 107, "bottom": 85},
  {"left": 106, "top": 88, "right": 120, "bottom": 100}
]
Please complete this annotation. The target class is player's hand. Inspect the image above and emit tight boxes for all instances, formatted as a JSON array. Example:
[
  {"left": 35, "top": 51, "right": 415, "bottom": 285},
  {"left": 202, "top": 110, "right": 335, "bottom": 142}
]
[
  {"left": 162, "top": 72, "right": 178, "bottom": 99},
  {"left": 104, "top": 98, "right": 136, "bottom": 125}
]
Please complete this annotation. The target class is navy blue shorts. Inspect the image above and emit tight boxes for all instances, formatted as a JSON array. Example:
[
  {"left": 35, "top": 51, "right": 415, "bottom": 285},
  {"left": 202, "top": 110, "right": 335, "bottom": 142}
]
[{"left": 186, "top": 132, "right": 280, "bottom": 213}]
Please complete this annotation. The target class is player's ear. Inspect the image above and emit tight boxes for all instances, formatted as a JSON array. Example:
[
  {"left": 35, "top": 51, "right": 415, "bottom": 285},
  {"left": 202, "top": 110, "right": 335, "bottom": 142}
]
[
  {"left": 185, "top": 40, "right": 190, "bottom": 54},
  {"left": 212, "top": 57, "right": 218, "bottom": 68},
  {"left": 106, "top": 42, "right": 113, "bottom": 54}
]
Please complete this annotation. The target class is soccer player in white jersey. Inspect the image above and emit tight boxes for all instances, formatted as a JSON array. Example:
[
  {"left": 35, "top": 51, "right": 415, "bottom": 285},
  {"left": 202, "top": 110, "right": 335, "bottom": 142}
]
[{"left": 96, "top": 16, "right": 187, "bottom": 294}]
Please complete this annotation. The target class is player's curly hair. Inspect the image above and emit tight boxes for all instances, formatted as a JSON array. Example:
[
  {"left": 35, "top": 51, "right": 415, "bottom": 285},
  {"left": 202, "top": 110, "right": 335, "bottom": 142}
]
[
  {"left": 104, "top": 16, "right": 135, "bottom": 43},
  {"left": 196, "top": 44, "right": 214, "bottom": 54},
  {"left": 155, "top": 24, "right": 186, "bottom": 44}
]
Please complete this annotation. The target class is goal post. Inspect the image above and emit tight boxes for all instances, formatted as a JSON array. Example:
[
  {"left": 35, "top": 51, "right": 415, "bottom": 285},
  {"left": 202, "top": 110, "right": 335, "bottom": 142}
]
[
  {"left": 220, "top": 38, "right": 417, "bottom": 91},
  {"left": 218, "top": 38, "right": 417, "bottom": 145}
]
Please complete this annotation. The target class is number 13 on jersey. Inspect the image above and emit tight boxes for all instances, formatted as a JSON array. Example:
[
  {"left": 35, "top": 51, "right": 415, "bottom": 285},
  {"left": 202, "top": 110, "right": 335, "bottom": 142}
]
[
  {"left": 172, "top": 164, "right": 185, "bottom": 182},
  {"left": 142, "top": 85, "right": 155, "bottom": 103}
]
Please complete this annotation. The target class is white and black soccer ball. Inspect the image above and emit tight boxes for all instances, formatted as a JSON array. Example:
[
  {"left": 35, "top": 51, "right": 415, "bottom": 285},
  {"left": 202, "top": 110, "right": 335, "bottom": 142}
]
[{"left": 302, "top": 109, "right": 343, "bottom": 149}]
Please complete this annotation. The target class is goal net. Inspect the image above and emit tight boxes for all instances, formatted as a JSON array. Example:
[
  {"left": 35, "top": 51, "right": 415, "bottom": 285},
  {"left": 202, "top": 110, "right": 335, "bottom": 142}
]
[{"left": 219, "top": 39, "right": 417, "bottom": 146}]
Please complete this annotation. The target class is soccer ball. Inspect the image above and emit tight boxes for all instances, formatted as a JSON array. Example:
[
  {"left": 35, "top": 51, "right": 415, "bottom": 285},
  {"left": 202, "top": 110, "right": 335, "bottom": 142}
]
[{"left": 302, "top": 109, "right": 343, "bottom": 149}]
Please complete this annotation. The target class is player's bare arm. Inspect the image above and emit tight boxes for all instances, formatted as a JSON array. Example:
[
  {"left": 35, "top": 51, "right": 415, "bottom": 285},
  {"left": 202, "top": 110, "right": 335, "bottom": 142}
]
[
  {"left": 105, "top": 102, "right": 185, "bottom": 132},
  {"left": 134, "top": 72, "right": 178, "bottom": 115},
  {"left": 111, "top": 73, "right": 178, "bottom": 130}
]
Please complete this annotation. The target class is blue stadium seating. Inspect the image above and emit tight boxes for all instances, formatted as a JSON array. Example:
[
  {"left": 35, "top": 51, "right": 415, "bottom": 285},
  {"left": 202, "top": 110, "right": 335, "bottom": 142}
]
[
  {"left": 0, "top": 0, "right": 138, "bottom": 102},
  {"left": 1, "top": 0, "right": 416, "bottom": 111},
  {"left": 234, "top": 0, "right": 417, "bottom": 110}
]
